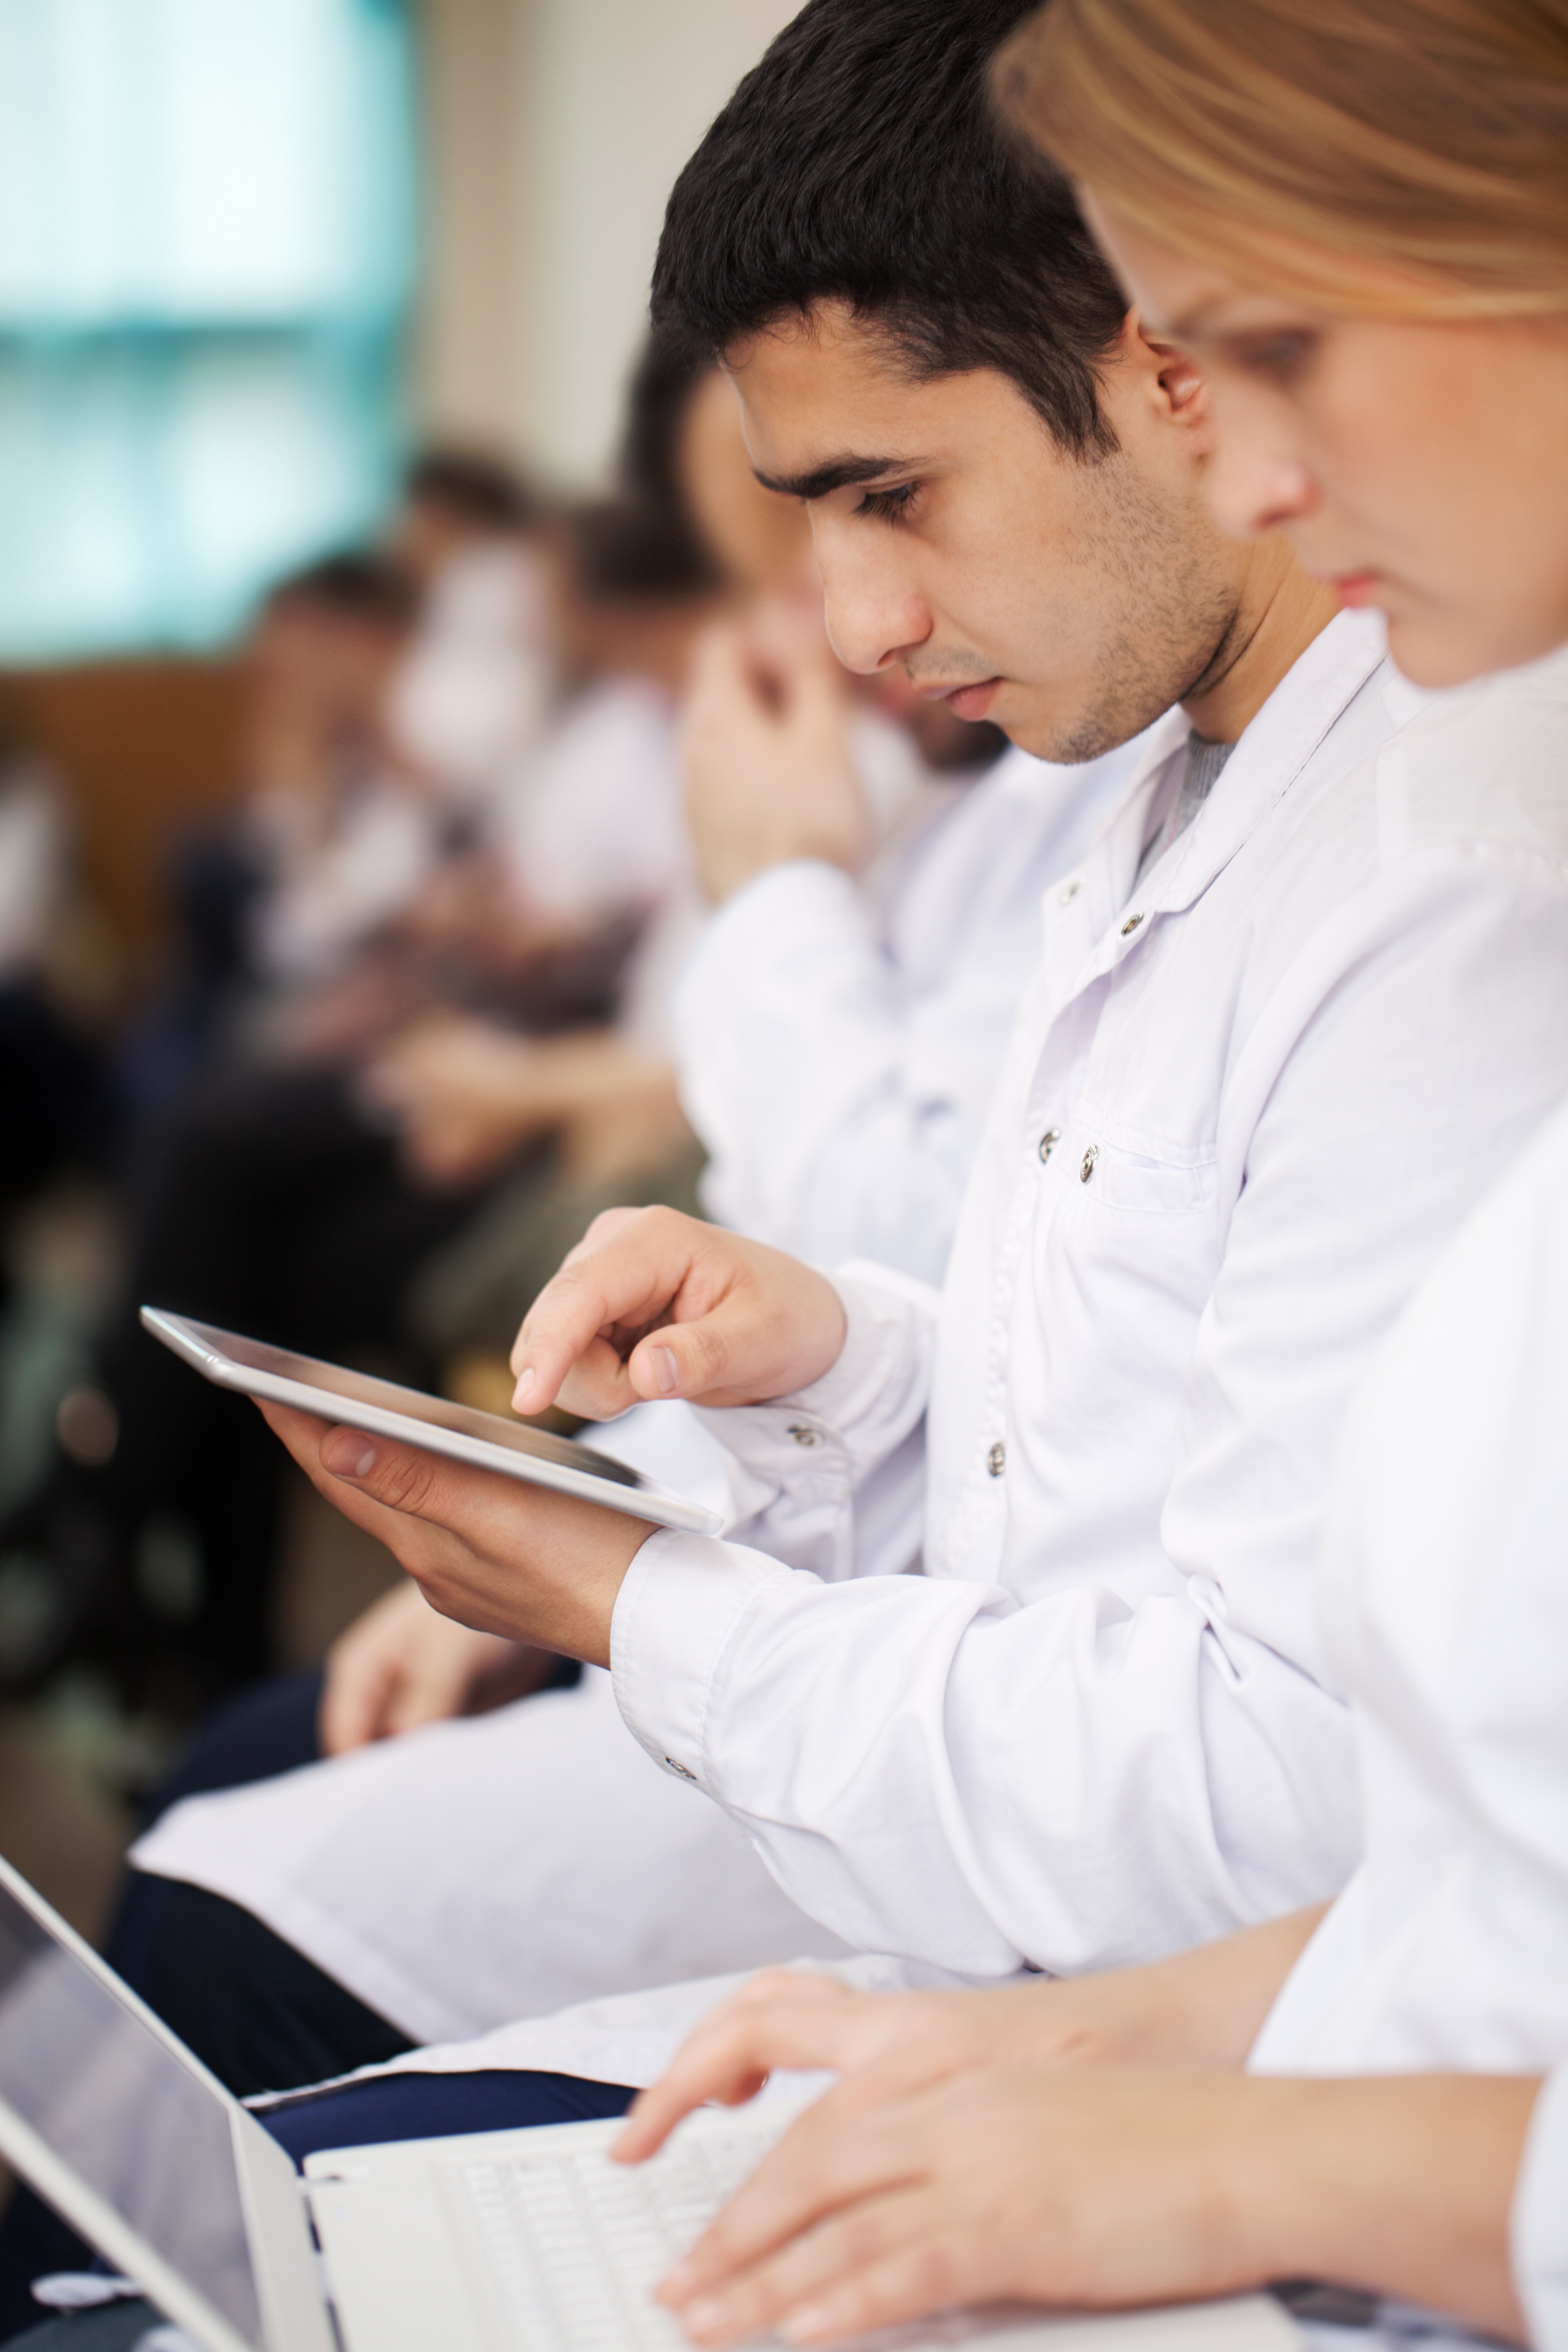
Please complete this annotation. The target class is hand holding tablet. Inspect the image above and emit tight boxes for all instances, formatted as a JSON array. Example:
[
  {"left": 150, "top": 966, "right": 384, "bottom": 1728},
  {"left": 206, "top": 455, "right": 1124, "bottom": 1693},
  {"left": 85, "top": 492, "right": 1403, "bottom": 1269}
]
[{"left": 142, "top": 1305, "right": 723, "bottom": 1666}]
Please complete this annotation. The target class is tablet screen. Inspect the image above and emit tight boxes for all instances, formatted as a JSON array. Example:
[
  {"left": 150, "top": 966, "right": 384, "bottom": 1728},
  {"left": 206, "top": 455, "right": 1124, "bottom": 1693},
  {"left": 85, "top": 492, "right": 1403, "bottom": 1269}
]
[{"left": 148, "top": 1313, "right": 647, "bottom": 1486}]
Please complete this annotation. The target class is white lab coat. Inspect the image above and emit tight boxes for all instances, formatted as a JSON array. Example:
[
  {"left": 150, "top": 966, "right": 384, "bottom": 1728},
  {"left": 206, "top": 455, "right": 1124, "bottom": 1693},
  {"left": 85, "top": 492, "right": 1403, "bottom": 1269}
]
[
  {"left": 1234, "top": 1096, "right": 1568, "bottom": 2348},
  {"left": 130, "top": 738, "right": 1132, "bottom": 2042},
  {"left": 602, "top": 616, "right": 1568, "bottom": 1977},
  {"left": 680, "top": 740, "right": 1142, "bottom": 1284}
]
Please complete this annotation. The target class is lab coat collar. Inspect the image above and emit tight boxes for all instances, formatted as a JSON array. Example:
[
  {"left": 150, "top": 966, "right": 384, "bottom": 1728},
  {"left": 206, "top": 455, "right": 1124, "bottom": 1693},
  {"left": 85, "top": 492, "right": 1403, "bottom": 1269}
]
[{"left": 1067, "top": 608, "right": 1390, "bottom": 994}]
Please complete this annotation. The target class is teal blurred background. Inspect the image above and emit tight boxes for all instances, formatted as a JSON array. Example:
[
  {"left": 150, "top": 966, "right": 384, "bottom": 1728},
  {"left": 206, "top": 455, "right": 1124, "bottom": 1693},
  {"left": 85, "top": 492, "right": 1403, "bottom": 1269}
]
[{"left": 0, "top": 0, "right": 417, "bottom": 660}]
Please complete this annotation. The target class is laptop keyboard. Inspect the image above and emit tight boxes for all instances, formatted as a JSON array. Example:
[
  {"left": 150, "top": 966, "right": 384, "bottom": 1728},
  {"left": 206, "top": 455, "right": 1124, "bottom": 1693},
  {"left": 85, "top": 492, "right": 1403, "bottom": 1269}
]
[{"left": 461, "top": 2128, "right": 765, "bottom": 2350}]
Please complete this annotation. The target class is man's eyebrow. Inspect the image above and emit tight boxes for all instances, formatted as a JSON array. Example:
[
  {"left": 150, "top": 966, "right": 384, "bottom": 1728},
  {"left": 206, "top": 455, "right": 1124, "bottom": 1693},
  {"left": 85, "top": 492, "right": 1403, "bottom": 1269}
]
[{"left": 752, "top": 454, "right": 910, "bottom": 502}]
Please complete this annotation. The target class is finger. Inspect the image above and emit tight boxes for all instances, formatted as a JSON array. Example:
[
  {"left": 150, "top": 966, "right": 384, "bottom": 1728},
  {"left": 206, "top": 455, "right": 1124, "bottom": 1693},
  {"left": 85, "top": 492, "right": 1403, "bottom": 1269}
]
[
  {"left": 680, "top": 2192, "right": 976, "bottom": 2349},
  {"left": 384, "top": 1653, "right": 474, "bottom": 1736},
  {"left": 318, "top": 1643, "right": 397, "bottom": 1755},
  {"left": 660, "top": 2089, "right": 918, "bottom": 2307},
  {"left": 686, "top": 2192, "right": 983, "bottom": 2342},
  {"left": 259, "top": 1403, "right": 435, "bottom": 1554},
  {"left": 508, "top": 1211, "right": 706, "bottom": 1410},
  {"left": 686, "top": 617, "right": 752, "bottom": 703},
  {"left": 615, "top": 1975, "right": 856, "bottom": 2164}
]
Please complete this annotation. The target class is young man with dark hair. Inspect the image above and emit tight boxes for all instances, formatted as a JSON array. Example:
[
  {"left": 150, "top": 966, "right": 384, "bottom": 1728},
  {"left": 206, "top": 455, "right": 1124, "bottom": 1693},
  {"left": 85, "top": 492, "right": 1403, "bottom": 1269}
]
[{"left": 128, "top": 0, "right": 1568, "bottom": 2153}]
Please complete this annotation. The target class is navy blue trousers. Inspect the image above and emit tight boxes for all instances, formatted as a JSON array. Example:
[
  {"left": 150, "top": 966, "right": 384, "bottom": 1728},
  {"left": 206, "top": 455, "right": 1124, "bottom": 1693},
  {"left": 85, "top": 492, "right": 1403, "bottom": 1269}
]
[{"left": 263, "top": 2068, "right": 636, "bottom": 2167}]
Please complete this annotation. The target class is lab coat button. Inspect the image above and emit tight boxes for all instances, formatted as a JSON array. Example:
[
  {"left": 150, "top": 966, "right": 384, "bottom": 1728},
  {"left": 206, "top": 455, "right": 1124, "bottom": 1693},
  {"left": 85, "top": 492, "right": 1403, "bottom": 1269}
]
[
  {"left": 1080, "top": 1144, "right": 1099, "bottom": 1183},
  {"left": 664, "top": 1757, "right": 698, "bottom": 1782},
  {"left": 1058, "top": 879, "right": 1082, "bottom": 905},
  {"left": 1121, "top": 911, "right": 1145, "bottom": 935},
  {"left": 986, "top": 1442, "right": 1006, "bottom": 1478},
  {"left": 787, "top": 1424, "right": 820, "bottom": 1447},
  {"left": 1037, "top": 1127, "right": 1061, "bottom": 1163}
]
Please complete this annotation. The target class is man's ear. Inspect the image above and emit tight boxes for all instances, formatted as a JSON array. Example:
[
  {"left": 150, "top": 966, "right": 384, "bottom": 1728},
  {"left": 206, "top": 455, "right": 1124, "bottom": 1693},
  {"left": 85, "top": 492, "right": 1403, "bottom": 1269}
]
[{"left": 1128, "top": 310, "right": 1212, "bottom": 439}]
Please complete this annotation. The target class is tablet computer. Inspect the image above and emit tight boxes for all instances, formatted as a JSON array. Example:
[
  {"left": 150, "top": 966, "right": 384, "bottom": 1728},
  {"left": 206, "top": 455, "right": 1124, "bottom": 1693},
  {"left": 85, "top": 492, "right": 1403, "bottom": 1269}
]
[{"left": 140, "top": 1307, "right": 724, "bottom": 1538}]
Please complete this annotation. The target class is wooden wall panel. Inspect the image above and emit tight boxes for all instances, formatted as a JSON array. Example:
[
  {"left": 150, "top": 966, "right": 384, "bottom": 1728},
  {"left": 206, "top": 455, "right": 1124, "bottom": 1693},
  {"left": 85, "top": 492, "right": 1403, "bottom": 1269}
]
[{"left": 0, "top": 660, "right": 247, "bottom": 972}]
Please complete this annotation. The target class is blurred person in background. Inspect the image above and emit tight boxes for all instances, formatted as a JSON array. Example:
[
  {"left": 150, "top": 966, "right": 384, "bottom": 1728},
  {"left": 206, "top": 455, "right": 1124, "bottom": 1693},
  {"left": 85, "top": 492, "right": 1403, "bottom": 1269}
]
[
  {"left": 116, "top": 552, "right": 426, "bottom": 1122},
  {"left": 384, "top": 448, "right": 560, "bottom": 815}
]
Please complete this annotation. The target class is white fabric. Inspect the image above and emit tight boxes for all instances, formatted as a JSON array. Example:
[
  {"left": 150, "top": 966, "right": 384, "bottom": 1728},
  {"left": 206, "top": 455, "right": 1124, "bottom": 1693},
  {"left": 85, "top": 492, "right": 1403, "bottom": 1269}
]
[
  {"left": 605, "top": 617, "right": 1568, "bottom": 1979},
  {"left": 1228, "top": 1095, "right": 1568, "bottom": 2345},
  {"left": 250, "top": 780, "right": 439, "bottom": 981},
  {"left": 679, "top": 738, "right": 1144, "bottom": 1284},
  {"left": 1250, "top": 1091, "right": 1568, "bottom": 2081},
  {"left": 385, "top": 542, "right": 555, "bottom": 803},
  {"left": 496, "top": 676, "right": 687, "bottom": 929}
]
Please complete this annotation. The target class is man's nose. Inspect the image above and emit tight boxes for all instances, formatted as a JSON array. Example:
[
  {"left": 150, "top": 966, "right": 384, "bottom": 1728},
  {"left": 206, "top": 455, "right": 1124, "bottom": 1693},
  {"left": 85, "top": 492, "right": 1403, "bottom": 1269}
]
[{"left": 813, "top": 522, "right": 932, "bottom": 676}]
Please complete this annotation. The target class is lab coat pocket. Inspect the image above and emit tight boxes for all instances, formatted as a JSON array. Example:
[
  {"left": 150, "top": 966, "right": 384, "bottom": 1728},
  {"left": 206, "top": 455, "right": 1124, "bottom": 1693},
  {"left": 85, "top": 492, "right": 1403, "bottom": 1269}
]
[{"left": 1079, "top": 1135, "right": 1219, "bottom": 1216}]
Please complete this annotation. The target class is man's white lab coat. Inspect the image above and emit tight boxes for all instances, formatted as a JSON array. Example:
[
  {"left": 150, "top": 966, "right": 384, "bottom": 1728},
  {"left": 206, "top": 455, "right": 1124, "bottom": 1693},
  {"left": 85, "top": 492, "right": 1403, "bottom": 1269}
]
[
  {"left": 606, "top": 615, "right": 1568, "bottom": 1975},
  {"left": 131, "top": 742, "right": 1135, "bottom": 2045}
]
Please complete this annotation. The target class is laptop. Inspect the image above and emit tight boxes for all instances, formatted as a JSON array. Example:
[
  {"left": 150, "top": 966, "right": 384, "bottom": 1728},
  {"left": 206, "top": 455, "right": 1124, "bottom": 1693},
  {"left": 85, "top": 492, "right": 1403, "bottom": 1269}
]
[{"left": 0, "top": 1854, "right": 1301, "bottom": 2352}]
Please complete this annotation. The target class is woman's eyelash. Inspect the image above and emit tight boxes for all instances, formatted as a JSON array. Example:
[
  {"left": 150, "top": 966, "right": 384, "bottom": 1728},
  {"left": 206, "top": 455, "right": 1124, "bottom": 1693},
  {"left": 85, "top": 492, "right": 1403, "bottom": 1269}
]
[
  {"left": 855, "top": 482, "right": 921, "bottom": 524},
  {"left": 1234, "top": 330, "right": 1320, "bottom": 383}
]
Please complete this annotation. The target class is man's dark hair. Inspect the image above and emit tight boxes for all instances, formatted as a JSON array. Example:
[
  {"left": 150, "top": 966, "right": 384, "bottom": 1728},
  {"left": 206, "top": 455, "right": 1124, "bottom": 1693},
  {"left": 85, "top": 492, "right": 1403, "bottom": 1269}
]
[
  {"left": 651, "top": 0, "right": 1127, "bottom": 457},
  {"left": 265, "top": 550, "right": 421, "bottom": 631},
  {"left": 405, "top": 447, "right": 541, "bottom": 532}
]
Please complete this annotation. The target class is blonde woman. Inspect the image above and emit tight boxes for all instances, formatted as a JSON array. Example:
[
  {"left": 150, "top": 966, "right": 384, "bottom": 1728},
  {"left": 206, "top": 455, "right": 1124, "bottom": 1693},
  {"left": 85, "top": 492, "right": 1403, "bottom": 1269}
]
[{"left": 595, "top": 6, "right": 1568, "bottom": 2348}]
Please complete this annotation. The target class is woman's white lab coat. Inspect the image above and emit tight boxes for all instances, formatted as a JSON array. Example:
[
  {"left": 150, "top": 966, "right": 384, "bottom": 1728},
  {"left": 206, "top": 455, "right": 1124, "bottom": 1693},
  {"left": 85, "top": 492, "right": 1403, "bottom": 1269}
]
[{"left": 1242, "top": 1098, "right": 1568, "bottom": 2347}]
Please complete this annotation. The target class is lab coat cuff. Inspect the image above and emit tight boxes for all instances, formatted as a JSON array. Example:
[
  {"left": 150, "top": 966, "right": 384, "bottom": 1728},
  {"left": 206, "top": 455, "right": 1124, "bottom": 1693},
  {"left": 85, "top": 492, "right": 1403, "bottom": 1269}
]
[
  {"left": 611, "top": 1525, "right": 793, "bottom": 1788},
  {"left": 1514, "top": 2066, "right": 1568, "bottom": 2352},
  {"left": 692, "top": 1263, "right": 937, "bottom": 1496}
]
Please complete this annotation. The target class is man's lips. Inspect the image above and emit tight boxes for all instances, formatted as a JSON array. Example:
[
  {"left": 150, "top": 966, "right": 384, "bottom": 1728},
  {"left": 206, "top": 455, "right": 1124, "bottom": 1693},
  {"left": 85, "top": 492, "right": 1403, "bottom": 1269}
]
[{"left": 916, "top": 677, "right": 1003, "bottom": 720}]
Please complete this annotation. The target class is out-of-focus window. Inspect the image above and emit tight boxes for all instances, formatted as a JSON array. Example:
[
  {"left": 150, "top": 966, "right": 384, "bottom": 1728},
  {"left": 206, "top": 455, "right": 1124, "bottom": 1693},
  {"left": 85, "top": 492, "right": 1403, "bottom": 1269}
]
[{"left": 0, "top": 0, "right": 416, "bottom": 660}]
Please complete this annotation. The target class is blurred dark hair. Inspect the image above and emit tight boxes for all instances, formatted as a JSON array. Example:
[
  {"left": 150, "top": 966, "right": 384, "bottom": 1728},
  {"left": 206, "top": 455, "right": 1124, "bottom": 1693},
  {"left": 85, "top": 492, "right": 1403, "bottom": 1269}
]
[
  {"left": 265, "top": 551, "right": 421, "bottom": 632},
  {"left": 650, "top": 0, "right": 1128, "bottom": 458},
  {"left": 566, "top": 495, "right": 722, "bottom": 605},
  {"left": 405, "top": 447, "right": 542, "bottom": 532},
  {"left": 567, "top": 335, "right": 728, "bottom": 603}
]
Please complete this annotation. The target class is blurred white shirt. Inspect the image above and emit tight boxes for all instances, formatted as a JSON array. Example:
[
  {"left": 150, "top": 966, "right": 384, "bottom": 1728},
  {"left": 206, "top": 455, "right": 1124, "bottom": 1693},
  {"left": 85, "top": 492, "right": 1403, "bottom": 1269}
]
[
  {"left": 385, "top": 541, "right": 555, "bottom": 807},
  {"left": 678, "top": 738, "right": 1144, "bottom": 1284}
]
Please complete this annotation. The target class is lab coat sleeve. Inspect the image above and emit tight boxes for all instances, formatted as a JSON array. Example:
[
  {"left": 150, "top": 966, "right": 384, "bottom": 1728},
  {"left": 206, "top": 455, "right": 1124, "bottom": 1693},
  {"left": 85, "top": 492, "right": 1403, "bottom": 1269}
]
[
  {"left": 612, "top": 845, "right": 1568, "bottom": 1977},
  {"left": 689, "top": 1262, "right": 939, "bottom": 1583},
  {"left": 1515, "top": 2067, "right": 1568, "bottom": 2352},
  {"left": 674, "top": 860, "right": 995, "bottom": 1285}
]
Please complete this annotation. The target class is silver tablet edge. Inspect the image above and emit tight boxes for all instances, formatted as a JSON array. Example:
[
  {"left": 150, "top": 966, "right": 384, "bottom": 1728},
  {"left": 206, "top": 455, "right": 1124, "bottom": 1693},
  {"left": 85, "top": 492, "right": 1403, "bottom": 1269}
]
[{"left": 140, "top": 1308, "right": 724, "bottom": 1539}]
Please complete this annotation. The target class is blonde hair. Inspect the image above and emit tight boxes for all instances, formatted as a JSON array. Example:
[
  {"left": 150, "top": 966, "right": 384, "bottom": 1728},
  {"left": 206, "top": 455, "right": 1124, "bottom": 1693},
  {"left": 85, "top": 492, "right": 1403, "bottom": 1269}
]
[{"left": 1003, "top": 0, "right": 1568, "bottom": 319}]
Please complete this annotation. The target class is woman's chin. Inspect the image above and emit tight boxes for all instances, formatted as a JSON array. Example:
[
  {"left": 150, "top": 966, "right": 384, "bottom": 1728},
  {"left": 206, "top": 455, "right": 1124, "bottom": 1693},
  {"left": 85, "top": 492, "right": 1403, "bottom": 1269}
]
[{"left": 1383, "top": 601, "right": 1568, "bottom": 691}]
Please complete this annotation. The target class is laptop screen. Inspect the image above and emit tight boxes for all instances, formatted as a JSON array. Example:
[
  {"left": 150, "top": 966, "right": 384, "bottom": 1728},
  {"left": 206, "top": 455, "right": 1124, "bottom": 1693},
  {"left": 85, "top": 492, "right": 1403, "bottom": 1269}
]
[{"left": 0, "top": 1876, "right": 261, "bottom": 2345}]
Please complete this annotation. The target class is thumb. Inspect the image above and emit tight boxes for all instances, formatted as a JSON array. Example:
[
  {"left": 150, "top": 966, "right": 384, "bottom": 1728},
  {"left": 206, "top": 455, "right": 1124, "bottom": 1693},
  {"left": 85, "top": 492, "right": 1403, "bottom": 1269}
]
[
  {"left": 319, "top": 1426, "right": 452, "bottom": 1522},
  {"left": 623, "top": 1305, "right": 749, "bottom": 1406}
]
